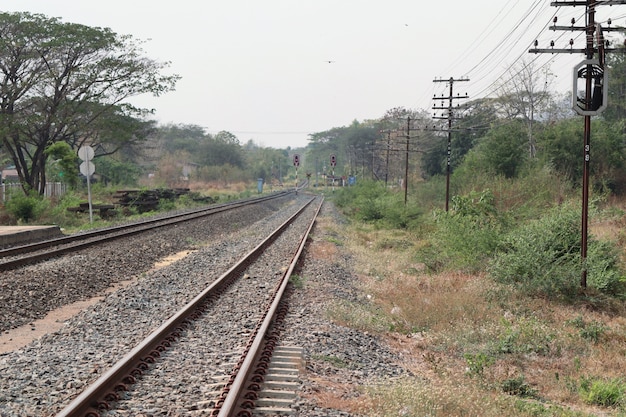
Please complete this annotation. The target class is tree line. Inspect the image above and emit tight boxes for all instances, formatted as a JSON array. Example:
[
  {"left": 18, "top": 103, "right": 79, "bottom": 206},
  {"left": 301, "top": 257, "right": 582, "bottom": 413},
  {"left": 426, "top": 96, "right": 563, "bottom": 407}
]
[
  {"left": 302, "top": 54, "right": 626, "bottom": 196},
  {"left": 2, "top": 11, "right": 626, "bottom": 197}
]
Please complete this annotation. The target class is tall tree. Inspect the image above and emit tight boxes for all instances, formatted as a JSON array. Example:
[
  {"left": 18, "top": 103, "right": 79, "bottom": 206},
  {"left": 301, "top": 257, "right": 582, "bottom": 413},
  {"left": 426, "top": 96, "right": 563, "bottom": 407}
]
[
  {"left": 496, "top": 60, "right": 553, "bottom": 159},
  {"left": 0, "top": 12, "right": 179, "bottom": 194},
  {"left": 604, "top": 44, "right": 626, "bottom": 124}
]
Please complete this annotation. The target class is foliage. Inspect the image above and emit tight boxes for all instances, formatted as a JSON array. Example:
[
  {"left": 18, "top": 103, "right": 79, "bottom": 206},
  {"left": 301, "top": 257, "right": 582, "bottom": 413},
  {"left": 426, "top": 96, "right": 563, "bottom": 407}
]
[
  {"left": 537, "top": 118, "right": 626, "bottom": 189},
  {"left": 418, "top": 190, "right": 506, "bottom": 273},
  {"left": 44, "top": 141, "right": 79, "bottom": 188},
  {"left": 38, "top": 191, "right": 86, "bottom": 227},
  {"left": 95, "top": 156, "right": 143, "bottom": 186},
  {"left": 605, "top": 44, "right": 626, "bottom": 123},
  {"left": 488, "top": 204, "right": 626, "bottom": 299},
  {"left": 462, "top": 120, "right": 528, "bottom": 179},
  {"left": 501, "top": 375, "right": 538, "bottom": 399},
  {"left": 567, "top": 316, "right": 608, "bottom": 344},
  {"left": 491, "top": 316, "right": 554, "bottom": 356},
  {"left": 464, "top": 352, "right": 495, "bottom": 378},
  {"left": 0, "top": 11, "right": 179, "bottom": 194},
  {"left": 334, "top": 180, "right": 422, "bottom": 229},
  {"left": 4, "top": 191, "right": 49, "bottom": 223},
  {"left": 579, "top": 376, "right": 626, "bottom": 408}
]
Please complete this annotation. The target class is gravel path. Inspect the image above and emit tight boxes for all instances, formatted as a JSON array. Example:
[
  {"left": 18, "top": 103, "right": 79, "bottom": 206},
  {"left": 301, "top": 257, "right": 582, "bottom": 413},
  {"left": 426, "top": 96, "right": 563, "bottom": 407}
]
[{"left": 0, "top": 196, "right": 410, "bottom": 417}]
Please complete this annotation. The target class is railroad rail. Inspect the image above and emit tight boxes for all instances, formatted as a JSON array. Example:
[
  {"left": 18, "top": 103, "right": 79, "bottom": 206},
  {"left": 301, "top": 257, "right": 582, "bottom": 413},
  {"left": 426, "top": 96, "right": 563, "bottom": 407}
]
[
  {"left": 54, "top": 195, "right": 322, "bottom": 417},
  {"left": 0, "top": 190, "right": 293, "bottom": 271}
]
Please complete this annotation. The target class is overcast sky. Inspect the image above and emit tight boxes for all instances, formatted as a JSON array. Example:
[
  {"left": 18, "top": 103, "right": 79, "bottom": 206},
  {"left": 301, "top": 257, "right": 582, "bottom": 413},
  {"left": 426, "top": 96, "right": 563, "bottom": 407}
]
[{"left": 2, "top": 1, "right": 623, "bottom": 148}]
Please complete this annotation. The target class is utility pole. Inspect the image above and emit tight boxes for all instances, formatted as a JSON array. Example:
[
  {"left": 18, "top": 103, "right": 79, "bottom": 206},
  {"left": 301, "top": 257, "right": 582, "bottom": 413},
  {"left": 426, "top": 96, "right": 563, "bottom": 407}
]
[
  {"left": 404, "top": 117, "right": 410, "bottom": 205},
  {"left": 378, "top": 130, "right": 392, "bottom": 186},
  {"left": 399, "top": 117, "right": 421, "bottom": 205},
  {"left": 530, "top": 0, "right": 626, "bottom": 288},
  {"left": 432, "top": 77, "right": 469, "bottom": 211}
]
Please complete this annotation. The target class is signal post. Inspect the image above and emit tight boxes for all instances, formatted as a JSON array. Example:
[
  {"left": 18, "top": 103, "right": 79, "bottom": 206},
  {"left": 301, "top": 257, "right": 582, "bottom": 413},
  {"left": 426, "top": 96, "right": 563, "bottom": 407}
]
[{"left": 529, "top": 0, "right": 626, "bottom": 287}]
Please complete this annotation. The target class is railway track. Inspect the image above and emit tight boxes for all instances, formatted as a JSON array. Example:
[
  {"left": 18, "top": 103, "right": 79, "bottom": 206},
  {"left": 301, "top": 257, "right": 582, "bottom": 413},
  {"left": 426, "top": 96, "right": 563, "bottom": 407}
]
[
  {"left": 51, "top": 194, "right": 322, "bottom": 417},
  {"left": 0, "top": 191, "right": 293, "bottom": 271}
]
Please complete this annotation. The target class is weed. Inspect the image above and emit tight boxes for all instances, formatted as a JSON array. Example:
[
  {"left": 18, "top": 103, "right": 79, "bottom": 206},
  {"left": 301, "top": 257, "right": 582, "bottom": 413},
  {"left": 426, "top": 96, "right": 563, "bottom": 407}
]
[
  {"left": 502, "top": 375, "right": 538, "bottom": 399},
  {"left": 492, "top": 317, "right": 554, "bottom": 355},
  {"left": 579, "top": 376, "right": 625, "bottom": 407},
  {"left": 567, "top": 315, "right": 608, "bottom": 344},
  {"left": 488, "top": 203, "right": 625, "bottom": 299},
  {"left": 312, "top": 354, "right": 348, "bottom": 368},
  {"left": 327, "top": 300, "right": 394, "bottom": 333},
  {"left": 326, "top": 236, "right": 343, "bottom": 246},
  {"left": 289, "top": 274, "right": 305, "bottom": 289},
  {"left": 464, "top": 352, "right": 495, "bottom": 378}
]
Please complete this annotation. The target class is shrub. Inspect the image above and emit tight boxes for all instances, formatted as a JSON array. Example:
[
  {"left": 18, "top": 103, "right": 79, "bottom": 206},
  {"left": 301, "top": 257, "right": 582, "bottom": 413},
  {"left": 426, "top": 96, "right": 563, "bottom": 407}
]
[
  {"left": 418, "top": 189, "right": 506, "bottom": 273},
  {"left": 4, "top": 191, "right": 49, "bottom": 223},
  {"left": 501, "top": 375, "right": 538, "bottom": 398},
  {"left": 567, "top": 315, "right": 608, "bottom": 344},
  {"left": 334, "top": 180, "right": 422, "bottom": 229},
  {"left": 580, "top": 377, "right": 625, "bottom": 407},
  {"left": 488, "top": 204, "right": 625, "bottom": 299}
]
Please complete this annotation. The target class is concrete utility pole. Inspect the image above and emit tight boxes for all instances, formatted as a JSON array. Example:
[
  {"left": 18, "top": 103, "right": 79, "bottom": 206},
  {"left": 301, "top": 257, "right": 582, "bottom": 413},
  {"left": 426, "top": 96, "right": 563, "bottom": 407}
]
[
  {"left": 432, "top": 77, "right": 469, "bottom": 211},
  {"left": 530, "top": 0, "right": 626, "bottom": 288}
]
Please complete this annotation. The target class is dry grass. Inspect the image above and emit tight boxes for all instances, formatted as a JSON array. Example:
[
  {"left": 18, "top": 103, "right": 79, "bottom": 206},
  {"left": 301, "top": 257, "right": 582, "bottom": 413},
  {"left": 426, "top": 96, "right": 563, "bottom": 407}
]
[{"left": 320, "top": 220, "right": 626, "bottom": 416}]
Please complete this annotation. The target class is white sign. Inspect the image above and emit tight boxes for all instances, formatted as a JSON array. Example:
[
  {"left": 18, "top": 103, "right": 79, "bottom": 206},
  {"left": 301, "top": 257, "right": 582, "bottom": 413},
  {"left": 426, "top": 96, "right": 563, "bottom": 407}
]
[
  {"left": 78, "top": 146, "right": 94, "bottom": 161},
  {"left": 80, "top": 161, "right": 95, "bottom": 176}
]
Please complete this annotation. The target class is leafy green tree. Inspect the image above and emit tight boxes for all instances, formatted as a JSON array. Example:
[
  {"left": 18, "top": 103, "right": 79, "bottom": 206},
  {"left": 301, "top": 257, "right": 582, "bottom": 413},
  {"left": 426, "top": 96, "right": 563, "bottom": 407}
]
[
  {"left": 44, "top": 141, "right": 79, "bottom": 188},
  {"left": 199, "top": 131, "right": 244, "bottom": 168},
  {"left": 95, "top": 156, "right": 143, "bottom": 186},
  {"left": 244, "top": 142, "right": 289, "bottom": 184},
  {"left": 463, "top": 120, "right": 528, "bottom": 179},
  {"left": 422, "top": 98, "right": 493, "bottom": 178},
  {"left": 538, "top": 118, "right": 626, "bottom": 188},
  {"left": 158, "top": 124, "right": 206, "bottom": 155},
  {"left": 604, "top": 44, "right": 626, "bottom": 123},
  {"left": 537, "top": 118, "right": 581, "bottom": 182},
  {"left": 0, "top": 12, "right": 179, "bottom": 195}
]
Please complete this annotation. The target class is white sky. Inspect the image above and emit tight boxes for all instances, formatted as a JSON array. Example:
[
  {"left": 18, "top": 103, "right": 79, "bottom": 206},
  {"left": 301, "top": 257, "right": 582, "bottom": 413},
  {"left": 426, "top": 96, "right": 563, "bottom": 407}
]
[{"left": 2, "top": 1, "right": 625, "bottom": 148}]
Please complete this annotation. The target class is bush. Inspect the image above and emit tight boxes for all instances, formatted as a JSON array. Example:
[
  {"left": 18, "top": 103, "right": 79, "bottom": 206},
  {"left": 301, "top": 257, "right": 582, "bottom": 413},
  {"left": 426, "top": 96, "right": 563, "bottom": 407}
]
[
  {"left": 4, "top": 191, "right": 49, "bottom": 223},
  {"left": 488, "top": 204, "right": 625, "bottom": 299},
  {"left": 580, "top": 377, "right": 625, "bottom": 407},
  {"left": 501, "top": 375, "right": 538, "bottom": 398},
  {"left": 334, "top": 181, "right": 422, "bottom": 229},
  {"left": 418, "top": 190, "right": 505, "bottom": 273}
]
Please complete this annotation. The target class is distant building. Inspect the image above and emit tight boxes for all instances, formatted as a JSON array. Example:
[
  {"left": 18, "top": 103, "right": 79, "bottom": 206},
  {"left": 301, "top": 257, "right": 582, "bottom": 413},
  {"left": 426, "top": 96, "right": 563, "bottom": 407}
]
[{"left": 1, "top": 166, "right": 19, "bottom": 183}]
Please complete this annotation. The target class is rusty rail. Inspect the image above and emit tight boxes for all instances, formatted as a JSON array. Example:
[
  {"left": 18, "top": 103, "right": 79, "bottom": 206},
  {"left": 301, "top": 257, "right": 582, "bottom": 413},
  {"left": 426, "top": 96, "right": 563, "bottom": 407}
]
[
  {"left": 214, "top": 196, "right": 323, "bottom": 416},
  {"left": 0, "top": 191, "right": 293, "bottom": 271}
]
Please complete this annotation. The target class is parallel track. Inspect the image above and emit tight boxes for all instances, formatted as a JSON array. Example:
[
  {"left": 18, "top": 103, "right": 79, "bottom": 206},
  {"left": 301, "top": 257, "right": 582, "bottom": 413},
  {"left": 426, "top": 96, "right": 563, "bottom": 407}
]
[{"left": 0, "top": 191, "right": 292, "bottom": 271}]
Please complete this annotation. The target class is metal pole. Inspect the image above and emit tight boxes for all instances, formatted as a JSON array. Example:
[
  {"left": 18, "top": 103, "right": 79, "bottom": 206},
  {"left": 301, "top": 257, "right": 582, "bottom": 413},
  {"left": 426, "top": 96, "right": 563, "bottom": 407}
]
[
  {"left": 404, "top": 117, "right": 410, "bottom": 205},
  {"left": 385, "top": 131, "right": 390, "bottom": 186},
  {"left": 581, "top": 0, "right": 596, "bottom": 288}
]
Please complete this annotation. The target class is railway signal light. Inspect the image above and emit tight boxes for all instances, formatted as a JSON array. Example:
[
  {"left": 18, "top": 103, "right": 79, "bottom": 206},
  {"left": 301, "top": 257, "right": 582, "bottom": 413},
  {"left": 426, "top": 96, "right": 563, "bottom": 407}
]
[
  {"left": 293, "top": 154, "right": 300, "bottom": 167},
  {"left": 330, "top": 154, "right": 336, "bottom": 167},
  {"left": 572, "top": 59, "right": 607, "bottom": 116}
]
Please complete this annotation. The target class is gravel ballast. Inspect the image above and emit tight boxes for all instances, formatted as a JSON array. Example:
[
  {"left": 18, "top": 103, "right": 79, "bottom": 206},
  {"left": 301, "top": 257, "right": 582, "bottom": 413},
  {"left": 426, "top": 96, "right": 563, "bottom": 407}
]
[{"left": 0, "top": 196, "right": 410, "bottom": 417}]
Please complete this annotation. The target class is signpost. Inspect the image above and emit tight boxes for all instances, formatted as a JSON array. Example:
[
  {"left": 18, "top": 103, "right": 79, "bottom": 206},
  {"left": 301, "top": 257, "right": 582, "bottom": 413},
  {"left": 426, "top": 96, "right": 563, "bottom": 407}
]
[{"left": 78, "top": 146, "right": 95, "bottom": 223}]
